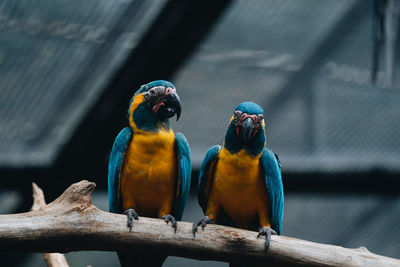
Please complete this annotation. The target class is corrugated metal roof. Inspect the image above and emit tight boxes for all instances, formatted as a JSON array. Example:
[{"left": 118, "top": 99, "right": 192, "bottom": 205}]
[
  {"left": 2, "top": 0, "right": 399, "bottom": 174},
  {"left": 172, "top": 0, "right": 400, "bottom": 172},
  {"left": 0, "top": 0, "right": 166, "bottom": 167}
]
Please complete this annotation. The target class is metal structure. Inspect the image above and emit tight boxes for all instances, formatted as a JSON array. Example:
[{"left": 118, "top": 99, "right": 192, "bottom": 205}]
[{"left": 0, "top": 0, "right": 399, "bottom": 266}]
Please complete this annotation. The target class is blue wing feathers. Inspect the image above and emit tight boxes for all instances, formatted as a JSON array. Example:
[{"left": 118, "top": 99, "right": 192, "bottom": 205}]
[
  {"left": 198, "top": 145, "right": 221, "bottom": 214},
  {"left": 108, "top": 127, "right": 132, "bottom": 213},
  {"left": 174, "top": 132, "right": 191, "bottom": 220},
  {"left": 260, "top": 148, "right": 284, "bottom": 234}
]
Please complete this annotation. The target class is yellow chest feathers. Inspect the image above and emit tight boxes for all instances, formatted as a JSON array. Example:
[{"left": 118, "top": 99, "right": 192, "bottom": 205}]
[
  {"left": 119, "top": 130, "right": 178, "bottom": 215},
  {"left": 211, "top": 149, "right": 268, "bottom": 226},
  {"left": 215, "top": 149, "right": 262, "bottom": 186},
  {"left": 127, "top": 129, "right": 176, "bottom": 156}
]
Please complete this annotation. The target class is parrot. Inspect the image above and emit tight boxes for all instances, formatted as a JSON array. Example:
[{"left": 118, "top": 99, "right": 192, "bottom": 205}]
[
  {"left": 108, "top": 80, "right": 191, "bottom": 267},
  {"left": 193, "top": 102, "right": 284, "bottom": 259}
]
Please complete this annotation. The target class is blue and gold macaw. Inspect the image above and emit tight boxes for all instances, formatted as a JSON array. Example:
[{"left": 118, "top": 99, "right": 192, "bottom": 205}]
[
  {"left": 193, "top": 102, "right": 283, "bottom": 253},
  {"left": 108, "top": 80, "right": 191, "bottom": 267}
]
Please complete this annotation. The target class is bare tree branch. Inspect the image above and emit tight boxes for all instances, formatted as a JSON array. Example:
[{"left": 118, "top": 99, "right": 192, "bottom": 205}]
[
  {"left": 31, "top": 183, "right": 69, "bottom": 267},
  {"left": 0, "top": 180, "right": 398, "bottom": 267}
]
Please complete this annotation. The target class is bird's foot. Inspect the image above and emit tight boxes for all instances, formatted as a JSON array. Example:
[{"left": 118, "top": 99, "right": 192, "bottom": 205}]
[
  {"left": 161, "top": 214, "right": 178, "bottom": 233},
  {"left": 122, "top": 209, "right": 139, "bottom": 232},
  {"left": 257, "top": 226, "right": 277, "bottom": 252},
  {"left": 192, "top": 216, "right": 215, "bottom": 237}
]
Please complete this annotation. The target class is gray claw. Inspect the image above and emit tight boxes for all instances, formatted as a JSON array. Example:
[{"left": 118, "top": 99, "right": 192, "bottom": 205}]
[
  {"left": 192, "top": 216, "right": 214, "bottom": 237},
  {"left": 257, "top": 226, "right": 276, "bottom": 252},
  {"left": 161, "top": 214, "right": 178, "bottom": 233},
  {"left": 123, "top": 209, "right": 139, "bottom": 232}
]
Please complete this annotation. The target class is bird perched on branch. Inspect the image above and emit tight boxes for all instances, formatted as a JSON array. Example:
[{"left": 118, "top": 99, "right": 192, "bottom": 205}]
[
  {"left": 108, "top": 80, "right": 191, "bottom": 267},
  {"left": 193, "top": 102, "right": 283, "bottom": 260}
]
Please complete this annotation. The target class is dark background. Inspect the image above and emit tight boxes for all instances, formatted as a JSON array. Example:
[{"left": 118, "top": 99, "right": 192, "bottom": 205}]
[{"left": 0, "top": 0, "right": 399, "bottom": 266}]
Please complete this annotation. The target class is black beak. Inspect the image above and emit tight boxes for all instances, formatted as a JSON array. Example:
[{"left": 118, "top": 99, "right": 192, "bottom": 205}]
[
  {"left": 240, "top": 117, "right": 255, "bottom": 144},
  {"left": 157, "top": 92, "right": 182, "bottom": 121}
]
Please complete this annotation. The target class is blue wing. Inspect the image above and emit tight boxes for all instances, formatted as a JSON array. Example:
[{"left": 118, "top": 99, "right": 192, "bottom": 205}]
[
  {"left": 173, "top": 133, "right": 192, "bottom": 220},
  {"left": 108, "top": 127, "right": 132, "bottom": 213},
  {"left": 198, "top": 145, "right": 222, "bottom": 214},
  {"left": 260, "top": 148, "right": 284, "bottom": 234}
]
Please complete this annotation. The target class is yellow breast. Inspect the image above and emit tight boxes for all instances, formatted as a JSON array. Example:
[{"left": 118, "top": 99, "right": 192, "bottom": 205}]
[
  {"left": 212, "top": 148, "right": 269, "bottom": 228},
  {"left": 120, "top": 129, "right": 177, "bottom": 217}
]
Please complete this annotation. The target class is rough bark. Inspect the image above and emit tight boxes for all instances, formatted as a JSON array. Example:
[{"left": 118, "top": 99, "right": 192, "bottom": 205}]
[
  {"left": 0, "top": 180, "right": 398, "bottom": 267},
  {"left": 31, "top": 183, "right": 69, "bottom": 267}
]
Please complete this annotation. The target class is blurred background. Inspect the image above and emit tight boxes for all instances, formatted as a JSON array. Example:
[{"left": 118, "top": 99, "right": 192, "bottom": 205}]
[{"left": 0, "top": 0, "right": 399, "bottom": 266}]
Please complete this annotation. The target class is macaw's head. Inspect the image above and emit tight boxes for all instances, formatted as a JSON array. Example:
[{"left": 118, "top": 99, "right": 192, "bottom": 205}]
[
  {"left": 224, "top": 102, "right": 266, "bottom": 156},
  {"left": 128, "top": 80, "right": 182, "bottom": 132}
]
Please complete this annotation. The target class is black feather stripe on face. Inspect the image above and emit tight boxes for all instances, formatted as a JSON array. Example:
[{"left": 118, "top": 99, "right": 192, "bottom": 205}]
[
  {"left": 233, "top": 110, "right": 242, "bottom": 127},
  {"left": 149, "top": 95, "right": 164, "bottom": 106},
  {"left": 143, "top": 86, "right": 166, "bottom": 106}
]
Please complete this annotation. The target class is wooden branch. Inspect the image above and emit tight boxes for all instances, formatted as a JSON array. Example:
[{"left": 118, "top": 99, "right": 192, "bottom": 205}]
[
  {"left": 31, "top": 183, "right": 69, "bottom": 267},
  {"left": 0, "top": 180, "right": 399, "bottom": 267}
]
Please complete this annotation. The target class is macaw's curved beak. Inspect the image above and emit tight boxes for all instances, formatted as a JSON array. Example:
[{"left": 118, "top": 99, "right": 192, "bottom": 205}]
[
  {"left": 157, "top": 92, "right": 182, "bottom": 121},
  {"left": 240, "top": 117, "right": 255, "bottom": 144}
]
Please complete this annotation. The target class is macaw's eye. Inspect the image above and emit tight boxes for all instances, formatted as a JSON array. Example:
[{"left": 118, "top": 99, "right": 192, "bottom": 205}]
[
  {"left": 234, "top": 110, "right": 242, "bottom": 118},
  {"left": 149, "top": 88, "right": 156, "bottom": 96},
  {"left": 257, "top": 114, "right": 263, "bottom": 122}
]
